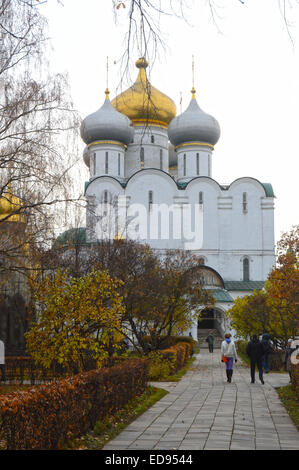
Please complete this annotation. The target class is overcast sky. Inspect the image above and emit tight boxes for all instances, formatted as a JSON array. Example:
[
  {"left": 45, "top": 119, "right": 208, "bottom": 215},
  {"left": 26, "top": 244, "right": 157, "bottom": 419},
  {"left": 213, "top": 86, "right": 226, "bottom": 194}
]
[{"left": 41, "top": 0, "right": 299, "bottom": 242}]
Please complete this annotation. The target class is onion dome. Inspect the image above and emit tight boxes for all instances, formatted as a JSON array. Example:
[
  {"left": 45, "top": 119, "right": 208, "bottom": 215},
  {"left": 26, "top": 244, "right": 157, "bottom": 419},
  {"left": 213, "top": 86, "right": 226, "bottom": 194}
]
[
  {"left": 80, "top": 89, "right": 134, "bottom": 146},
  {"left": 168, "top": 88, "right": 220, "bottom": 147},
  {"left": 111, "top": 58, "right": 177, "bottom": 127},
  {"left": 0, "top": 183, "right": 24, "bottom": 222}
]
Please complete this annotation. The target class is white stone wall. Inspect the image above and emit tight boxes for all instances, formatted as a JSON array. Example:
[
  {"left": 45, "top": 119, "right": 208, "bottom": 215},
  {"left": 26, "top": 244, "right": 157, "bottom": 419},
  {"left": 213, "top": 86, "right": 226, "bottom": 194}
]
[
  {"left": 88, "top": 142, "right": 125, "bottom": 178},
  {"left": 177, "top": 144, "right": 212, "bottom": 181},
  {"left": 85, "top": 170, "right": 275, "bottom": 282}
]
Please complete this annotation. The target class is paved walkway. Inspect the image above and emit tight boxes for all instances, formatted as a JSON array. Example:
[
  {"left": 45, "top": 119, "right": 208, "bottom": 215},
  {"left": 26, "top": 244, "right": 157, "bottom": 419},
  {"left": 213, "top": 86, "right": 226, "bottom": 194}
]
[{"left": 103, "top": 350, "right": 299, "bottom": 450}]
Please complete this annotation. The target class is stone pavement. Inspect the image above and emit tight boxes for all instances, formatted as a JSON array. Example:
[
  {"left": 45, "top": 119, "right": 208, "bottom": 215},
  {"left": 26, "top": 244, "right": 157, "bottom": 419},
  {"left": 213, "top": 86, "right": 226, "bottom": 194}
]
[{"left": 103, "top": 349, "right": 299, "bottom": 450}]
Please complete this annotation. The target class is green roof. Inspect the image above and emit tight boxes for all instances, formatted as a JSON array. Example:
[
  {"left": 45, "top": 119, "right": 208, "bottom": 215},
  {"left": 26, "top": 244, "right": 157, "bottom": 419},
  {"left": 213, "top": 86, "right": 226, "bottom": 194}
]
[
  {"left": 211, "top": 288, "right": 234, "bottom": 303},
  {"left": 261, "top": 183, "right": 275, "bottom": 198},
  {"left": 224, "top": 281, "right": 265, "bottom": 291},
  {"left": 54, "top": 227, "right": 87, "bottom": 248}
]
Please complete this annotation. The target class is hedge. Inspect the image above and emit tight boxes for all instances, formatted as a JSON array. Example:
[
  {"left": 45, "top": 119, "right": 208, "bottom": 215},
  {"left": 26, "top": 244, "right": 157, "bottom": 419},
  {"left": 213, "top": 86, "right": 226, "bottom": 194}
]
[
  {"left": 0, "top": 358, "right": 149, "bottom": 450},
  {"left": 151, "top": 341, "right": 193, "bottom": 376}
]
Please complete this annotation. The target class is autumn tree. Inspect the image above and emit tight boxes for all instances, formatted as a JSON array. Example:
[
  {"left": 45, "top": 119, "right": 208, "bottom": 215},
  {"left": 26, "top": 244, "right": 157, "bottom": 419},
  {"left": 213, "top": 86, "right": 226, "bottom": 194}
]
[
  {"left": 265, "top": 226, "right": 299, "bottom": 345},
  {"left": 49, "top": 239, "right": 214, "bottom": 352},
  {"left": 227, "top": 226, "right": 299, "bottom": 347},
  {"left": 226, "top": 290, "right": 275, "bottom": 341},
  {"left": 25, "top": 269, "right": 124, "bottom": 372}
]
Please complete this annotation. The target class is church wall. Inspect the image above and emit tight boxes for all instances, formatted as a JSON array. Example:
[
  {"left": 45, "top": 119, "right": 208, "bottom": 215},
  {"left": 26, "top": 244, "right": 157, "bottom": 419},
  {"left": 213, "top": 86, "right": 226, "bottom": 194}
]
[{"left": 125, "top": 125, "right": 169, "bottom": 176}]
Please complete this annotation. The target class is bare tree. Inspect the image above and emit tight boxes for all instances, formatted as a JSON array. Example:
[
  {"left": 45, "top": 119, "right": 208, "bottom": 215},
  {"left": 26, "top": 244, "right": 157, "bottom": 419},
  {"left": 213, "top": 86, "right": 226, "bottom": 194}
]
[{"left": 0, "top": 0, "right": 81, "bottom": 280}]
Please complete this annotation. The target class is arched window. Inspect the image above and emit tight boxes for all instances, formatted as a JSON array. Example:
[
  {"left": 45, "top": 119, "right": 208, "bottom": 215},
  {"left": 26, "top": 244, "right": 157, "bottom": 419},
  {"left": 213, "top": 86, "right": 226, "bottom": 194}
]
[
  {"left": 151, "top": 135, "right": 155, "bottom": 143},
  {"left": 243, "top": 192, "right": 248, "bottom": 213},
  {"left": 208, "top": 154, "right": 211, "bottom": 176},
  {"left": 148, "top": 190, "right": 153, "bottom": 211},
  {"left": 183, "top": 154, "right": 186, "bottom": 176},
  {"left": 105, "top": 152, "right": 108, "bottom": 174},
  {"left": 196, "top": 153, "right": 199, "bottom": 175},
  {"left": 198, "top": 257, "right": 205, "bottom": 265},
  {"left": 199, "top": 191, "right": 204, "bottom": 205},
  {"left": 160, "top": 149, "right": 163, "bottom": 170},
  {"left": 140, "top": 147, "right": 144, "bottom": 168},
  {"left": 243, "top": 257, "right": 250, "bottom": 281}
]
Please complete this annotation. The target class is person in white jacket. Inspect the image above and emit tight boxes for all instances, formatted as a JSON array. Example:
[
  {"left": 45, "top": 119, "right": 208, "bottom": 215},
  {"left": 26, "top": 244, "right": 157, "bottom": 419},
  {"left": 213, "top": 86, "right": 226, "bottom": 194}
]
[
  {"left": 0, "top": 339, "right": 5, "bottom": 382},
  {"left": 221, "top": 333, "right": 238, "bottom": 383}
]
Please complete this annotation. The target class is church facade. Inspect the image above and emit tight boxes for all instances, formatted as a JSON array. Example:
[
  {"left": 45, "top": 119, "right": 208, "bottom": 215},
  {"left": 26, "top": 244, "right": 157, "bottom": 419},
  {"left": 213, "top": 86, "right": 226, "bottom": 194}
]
[{"left": 80, "top": 57, "right": 275, "bottom": 340}]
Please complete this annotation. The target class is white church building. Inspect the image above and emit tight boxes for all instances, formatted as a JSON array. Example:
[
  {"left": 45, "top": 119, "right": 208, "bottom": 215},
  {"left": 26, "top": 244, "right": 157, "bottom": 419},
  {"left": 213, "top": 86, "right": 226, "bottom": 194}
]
[{"left": 80, "top": 57, "right": 275, "bottom": 340}]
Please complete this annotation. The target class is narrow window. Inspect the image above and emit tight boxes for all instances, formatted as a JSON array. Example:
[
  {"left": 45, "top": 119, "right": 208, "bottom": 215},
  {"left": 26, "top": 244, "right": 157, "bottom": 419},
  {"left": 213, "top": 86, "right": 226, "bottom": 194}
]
[
  {"left": 151, "top": 135, "right": 155, "bottom": 143},
  {"left": 208, "top": 154, "right": 211, "bottom": 176},
  {"left": 140, "top": 147, "right": 144, "bottom": 169},
  {"left": 104, "top": 190, "right": 108, "bottom": 204},
  {"left": 93, "top": 152, "right": 96, "bottom": 174},
  {"left": 183, "top": 154, "right": 186, "bottom": 176},
  {"left": 105, "top": 152, "right": 108, "bottom": 174},
  {"left": 196, "top": 153, "right": 199, "bottom": 175},
  {"left": 243, "top": 192, "right": 247, "bottom": 213},
  {"left": 148, "top": 190, "right": 153, "bottom": 211},
  {"left": 199, "top": 191, "right": 203, "bottom": 205},
  {"left": 243, "top": 257, "right": 250, "bottom": 281},
  {"left": 160, "top": 149, "right": 163, "bottom": 170},
  {"left": 118, "top": 153, "right": 120, "bottom": 176}
]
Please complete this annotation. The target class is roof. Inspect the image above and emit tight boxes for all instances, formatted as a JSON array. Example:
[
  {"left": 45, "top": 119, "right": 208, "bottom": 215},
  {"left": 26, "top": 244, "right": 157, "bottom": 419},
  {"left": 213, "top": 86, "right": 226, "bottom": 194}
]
[
  {"left": 54, "top": 227, "right": 87, "bottom": 248},
  {"left": 224, "top": 281, "right": 265, "bottom": 291},
  {"left": 85, "top": 174, "right": 275, "bottom": 197},
  {"left": 211, "top": 288, "right": 234, "bottom": 303}
]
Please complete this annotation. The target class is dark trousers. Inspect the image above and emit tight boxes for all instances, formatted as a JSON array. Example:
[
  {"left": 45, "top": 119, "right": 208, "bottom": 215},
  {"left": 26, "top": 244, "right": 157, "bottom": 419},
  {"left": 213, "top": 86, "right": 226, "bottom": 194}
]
[
  {"left": 0, "top": 364, "right": 5, "bottom": 381},
  {"left": 250, "top": 358, "right": 263, "bottom": 382},
  {"left": 208, "top": 343, "right": 214, "bottom": 353}
]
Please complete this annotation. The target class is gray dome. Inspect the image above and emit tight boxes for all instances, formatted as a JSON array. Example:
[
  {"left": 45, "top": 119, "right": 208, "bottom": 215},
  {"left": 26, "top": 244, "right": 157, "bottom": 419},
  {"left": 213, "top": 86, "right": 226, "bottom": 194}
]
[
  {"left": 80, "top": 96, "right": 134, "bottom": 146},
  {"left": 168, "top": 98, "right": 220, "bottom": 147},
  {"left": 83, "top": 146, "right": 90, "bottom": 167}
]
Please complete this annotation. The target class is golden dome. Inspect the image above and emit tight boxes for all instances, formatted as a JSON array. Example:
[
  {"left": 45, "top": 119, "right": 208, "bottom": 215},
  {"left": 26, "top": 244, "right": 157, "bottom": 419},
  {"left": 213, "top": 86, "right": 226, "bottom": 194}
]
[
  {"left": 0, "top": 183, "right": 24, "bottom": 222},
  {"left": 111, "top": 57, "right": 177, "bottom": 127}
]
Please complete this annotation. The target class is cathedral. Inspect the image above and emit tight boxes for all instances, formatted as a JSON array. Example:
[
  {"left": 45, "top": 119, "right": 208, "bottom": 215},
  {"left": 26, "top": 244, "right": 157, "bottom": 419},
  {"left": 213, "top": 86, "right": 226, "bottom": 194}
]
[{"left": 80, "top": 57, "right": 275, "bottom": 340}]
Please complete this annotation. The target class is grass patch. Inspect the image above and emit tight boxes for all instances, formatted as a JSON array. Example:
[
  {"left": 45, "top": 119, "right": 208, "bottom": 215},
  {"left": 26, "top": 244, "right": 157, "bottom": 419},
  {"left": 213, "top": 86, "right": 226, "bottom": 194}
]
[
  {"left": 66, "top": 386, "right": 168, "bottom": 450},
  {"left": 276, "top": 385, "right": 299, "bottom": 431}
]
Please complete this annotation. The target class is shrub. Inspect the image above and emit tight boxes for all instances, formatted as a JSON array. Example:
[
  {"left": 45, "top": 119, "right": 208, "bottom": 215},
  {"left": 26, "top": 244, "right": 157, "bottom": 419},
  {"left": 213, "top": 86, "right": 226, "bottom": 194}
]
[
  {"left": 148, "top": 341, "right": 192, "bottom": 380},
  {"left": 0, "top": 358, "right": 149, "bottom": 450}
]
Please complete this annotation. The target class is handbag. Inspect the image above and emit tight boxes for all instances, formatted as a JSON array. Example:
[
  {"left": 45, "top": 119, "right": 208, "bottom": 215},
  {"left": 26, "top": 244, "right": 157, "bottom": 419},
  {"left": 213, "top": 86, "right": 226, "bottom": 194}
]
[{"left": 222, "top": 355, "right": 228, "bottom": 363}]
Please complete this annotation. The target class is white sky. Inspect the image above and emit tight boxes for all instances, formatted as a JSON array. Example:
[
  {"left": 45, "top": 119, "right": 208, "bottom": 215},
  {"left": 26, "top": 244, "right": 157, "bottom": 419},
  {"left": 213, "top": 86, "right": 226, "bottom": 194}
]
[{"left": 41, "top": 0, "right": 299, "bottom": 242}]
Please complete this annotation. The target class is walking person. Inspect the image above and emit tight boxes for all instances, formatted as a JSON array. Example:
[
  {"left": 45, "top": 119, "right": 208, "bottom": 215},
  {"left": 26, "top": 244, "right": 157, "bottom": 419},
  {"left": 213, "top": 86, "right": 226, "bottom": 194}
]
[
  {"left": 221, "top": 333, "right": 238, "bottom": 383},
  {"left": 261, "top": 333, "right": 273, "bottom": 373},
  {"left": 246, "top": 334, "right": 265, "bottom": 384},
  {"left": 206, "top": 332, "right": 214, "bottom": 353},
  {"left": 284, "top": 339, "right": 293, "bottom": 383},
  {"left": 0, "top": 338, "right": 6, "bottom": 382}
]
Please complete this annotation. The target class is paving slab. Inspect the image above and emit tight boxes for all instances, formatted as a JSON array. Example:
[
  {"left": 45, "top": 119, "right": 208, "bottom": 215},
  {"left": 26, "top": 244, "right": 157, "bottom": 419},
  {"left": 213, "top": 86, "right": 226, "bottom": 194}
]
[{"left": 103, "top": 349, "right": 299, "bottom": 450}]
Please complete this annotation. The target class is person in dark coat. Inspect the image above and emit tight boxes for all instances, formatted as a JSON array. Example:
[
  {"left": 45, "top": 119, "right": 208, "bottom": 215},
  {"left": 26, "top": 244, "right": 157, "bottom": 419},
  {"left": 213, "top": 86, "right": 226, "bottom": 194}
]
[
  {"left": 206, "top": 332, "right": 214, "bottom": 353},
  {"left": 246, "top": 334, "right": 265, "bottom": 384},
  {"left": 261, "top": 333, "right": 273, "bottom": 373}
]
